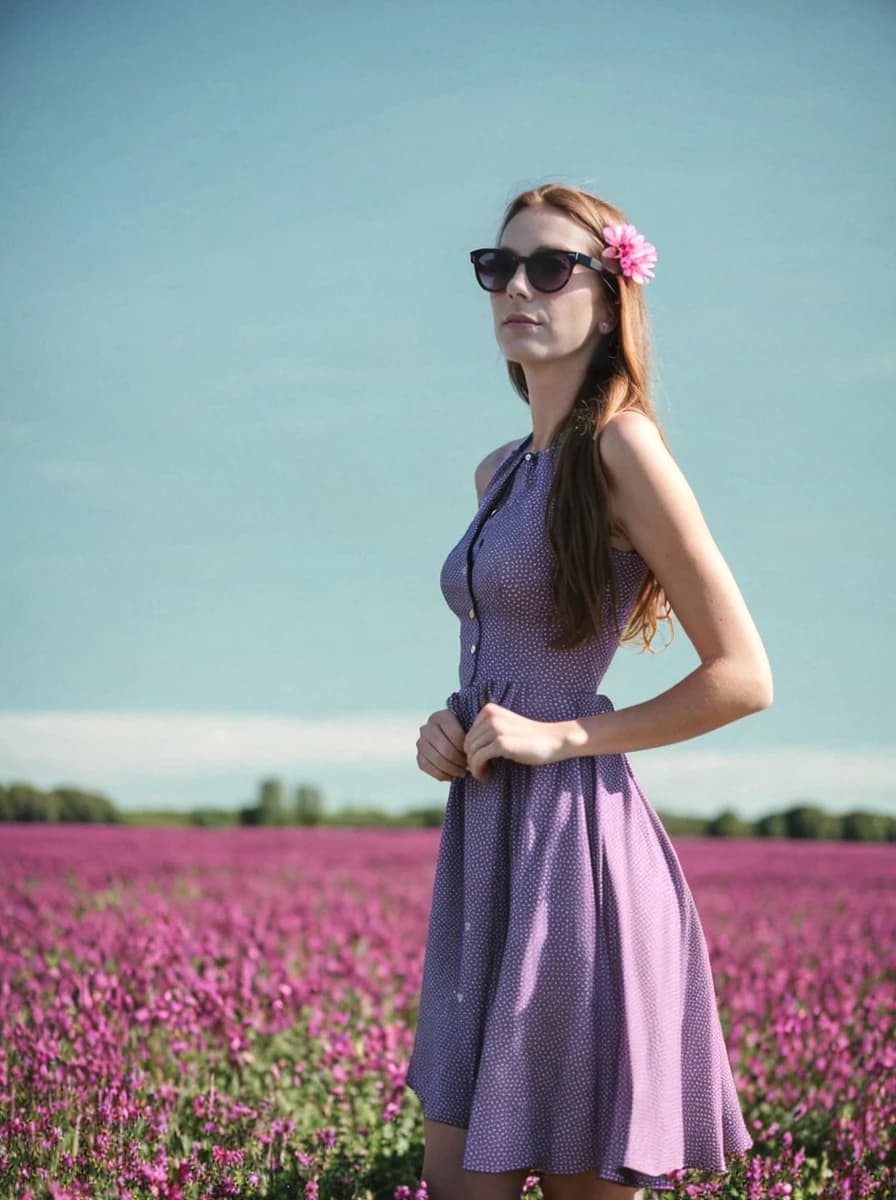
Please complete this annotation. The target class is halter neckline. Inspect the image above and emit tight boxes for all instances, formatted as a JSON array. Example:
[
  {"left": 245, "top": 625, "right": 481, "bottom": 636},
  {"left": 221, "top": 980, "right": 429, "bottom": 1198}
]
[{"left": 521, "top": 432, "right": 557, "bottom": 457}]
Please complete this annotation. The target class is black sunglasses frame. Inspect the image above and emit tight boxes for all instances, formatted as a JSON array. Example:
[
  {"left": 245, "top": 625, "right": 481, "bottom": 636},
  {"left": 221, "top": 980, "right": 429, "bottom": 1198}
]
[{"left": 469, "top": 247, "right": 610, "bottom": 294}]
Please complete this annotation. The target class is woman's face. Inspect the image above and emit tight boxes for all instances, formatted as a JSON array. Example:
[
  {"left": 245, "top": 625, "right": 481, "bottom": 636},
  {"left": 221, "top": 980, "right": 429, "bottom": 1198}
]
[{"left": 490, "top": 206, "right": 616, "bottom": 365}]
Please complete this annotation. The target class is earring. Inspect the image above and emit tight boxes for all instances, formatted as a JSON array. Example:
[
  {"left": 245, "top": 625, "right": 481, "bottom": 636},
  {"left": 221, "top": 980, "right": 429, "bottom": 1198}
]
[{"left": 599, "top": 322, "right": 610, "bottom": 332}]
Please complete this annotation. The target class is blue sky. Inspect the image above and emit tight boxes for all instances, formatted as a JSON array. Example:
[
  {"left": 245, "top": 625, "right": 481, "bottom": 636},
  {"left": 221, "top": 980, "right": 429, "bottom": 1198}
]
[{"left": 2, "top": 0, "right": 893, "bottom": 819}]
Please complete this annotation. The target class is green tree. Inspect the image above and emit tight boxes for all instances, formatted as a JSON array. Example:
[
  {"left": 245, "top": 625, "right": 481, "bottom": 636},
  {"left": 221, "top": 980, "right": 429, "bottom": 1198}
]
[
  {"left": 783, "top": 802, "right": 842, "bottom": 840},
  {"left": 256, "top": 777, "right": 287, "bottom": 826},
  {"left": 842, "top": 810, "right": 891, "bottom": 842},
  {"left": 51, "top": 786, "right": 120, "bottom": 823},
  {"left": 756, "top": 811, "right": 789, "bottom": 838},
  {"left": 707, "top": 808, "right": 750, "bottom": 837},
  {"left": 293, "top": 783, "right": 324, "bottom": 826},
  {"left": 2, "top": 782, "right": 49, "bottom": 821}
]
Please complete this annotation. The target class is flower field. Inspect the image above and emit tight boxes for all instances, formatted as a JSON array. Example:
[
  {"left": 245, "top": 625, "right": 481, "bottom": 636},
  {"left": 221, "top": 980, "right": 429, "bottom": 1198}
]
[{"left": 1, "top": 824, "right": 893, "bottom": 1199}]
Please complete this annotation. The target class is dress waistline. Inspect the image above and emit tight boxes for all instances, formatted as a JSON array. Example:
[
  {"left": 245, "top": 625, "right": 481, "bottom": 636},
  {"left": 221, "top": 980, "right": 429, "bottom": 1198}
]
[{"left": 446, "top": 677, "right": 615, "bottom": 731}]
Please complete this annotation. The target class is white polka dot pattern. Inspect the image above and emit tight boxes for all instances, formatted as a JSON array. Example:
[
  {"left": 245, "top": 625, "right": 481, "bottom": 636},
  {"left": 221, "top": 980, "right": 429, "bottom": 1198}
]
[{"left": 405, "top": 432, "right": 754, "bottom": 1189}]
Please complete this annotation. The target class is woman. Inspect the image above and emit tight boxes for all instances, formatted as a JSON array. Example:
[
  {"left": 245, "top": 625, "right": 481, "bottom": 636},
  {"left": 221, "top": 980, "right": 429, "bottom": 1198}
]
[{"left": 406, "top": 182, "right": 770, "bottom": 1200}]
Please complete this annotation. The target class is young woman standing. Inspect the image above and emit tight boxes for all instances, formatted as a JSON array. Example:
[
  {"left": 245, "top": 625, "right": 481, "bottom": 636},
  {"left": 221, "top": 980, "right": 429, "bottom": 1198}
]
[{"left": 408, "top": 182, "right": 769, "bottom": 1200}]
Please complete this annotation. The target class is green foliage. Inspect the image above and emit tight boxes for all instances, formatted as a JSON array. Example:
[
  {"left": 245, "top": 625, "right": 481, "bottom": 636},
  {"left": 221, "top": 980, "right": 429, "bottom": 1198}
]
[
  {"left": 397, "top": 807, "right": 445, "bottom": 828},
  {"left": 3, "top": 776, "right": 894, "bottom": 843},
  {"left": 294, "top": 783, "right": 325, "bottom": 826},
  {"left": 783, "top": 802, "right": 844, "bottom": 840},
  {"left": 655, "top": 811, "right": 708, "bottom": 836},
  {"left": 327, "top": 806, "right": 404, "bottom": 826},
  {"left": 185, "top": 806, "right": 236, "bottom": 828},
  {"left": 127, "top": 809, "right": 196, "bottom": 827},
  {"left": 0, "top": 781, "right": 122, "bottom": 823},
  {"left": 257, "top": 777, "right": 288, "bottom": 825},
  {"left": 708, "top": 808, "right": 751, "bottom": 838},
  {"left": 756, "top": 811, "right": 789, "bottom": 838},
  {"left": 841, "top": 810, "right": 893, "bottom": 841}
]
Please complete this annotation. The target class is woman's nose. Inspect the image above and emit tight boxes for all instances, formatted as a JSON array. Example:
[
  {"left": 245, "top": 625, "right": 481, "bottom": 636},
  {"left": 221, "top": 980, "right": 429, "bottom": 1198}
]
[{"left": 505, "top": 260, "right": 530, "bottom": 293}]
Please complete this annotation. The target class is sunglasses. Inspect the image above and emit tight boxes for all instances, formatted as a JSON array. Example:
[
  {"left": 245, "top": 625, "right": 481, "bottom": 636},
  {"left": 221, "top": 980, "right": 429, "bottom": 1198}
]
[{"left": 469, "top": 246, "right": 609, "bottom": 294}]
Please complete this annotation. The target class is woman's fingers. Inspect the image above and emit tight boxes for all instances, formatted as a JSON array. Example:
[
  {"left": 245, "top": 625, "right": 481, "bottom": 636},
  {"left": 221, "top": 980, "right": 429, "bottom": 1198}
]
[
  {"left": 435, "top": 709, "right": 468, "bottom": 762},
  {"left": 416, "top": 743, "right": 464, "bottom": 781},
  {"left": 415, "top": 709, "right": 469, "bottom": 780}
]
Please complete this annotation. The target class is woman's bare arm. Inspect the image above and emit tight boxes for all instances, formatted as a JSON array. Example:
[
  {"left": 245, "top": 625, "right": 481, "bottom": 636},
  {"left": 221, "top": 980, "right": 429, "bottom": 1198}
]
[{"left": 558, "top": 410, "right": 773, "bottom": 759}]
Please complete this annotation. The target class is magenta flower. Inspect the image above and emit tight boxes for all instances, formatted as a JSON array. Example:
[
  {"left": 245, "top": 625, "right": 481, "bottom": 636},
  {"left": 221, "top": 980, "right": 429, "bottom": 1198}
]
[{"left": 600, "top": 222, "right": 657, "bottom": 283}]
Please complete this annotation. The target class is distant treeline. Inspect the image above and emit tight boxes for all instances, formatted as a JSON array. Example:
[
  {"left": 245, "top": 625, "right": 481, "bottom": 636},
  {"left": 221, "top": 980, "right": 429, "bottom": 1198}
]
[{"left": 0, "top": 778, "right": 893, "bottom": 842}]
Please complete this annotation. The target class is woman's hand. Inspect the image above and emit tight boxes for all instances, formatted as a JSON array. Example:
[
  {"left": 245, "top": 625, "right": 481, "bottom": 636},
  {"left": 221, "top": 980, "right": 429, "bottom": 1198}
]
[
  {"left": 464, "top": 702, "right": 565, "bottom": 784},
  {"left": 416, "top": 707, "right": 469, "bottom": 782}
]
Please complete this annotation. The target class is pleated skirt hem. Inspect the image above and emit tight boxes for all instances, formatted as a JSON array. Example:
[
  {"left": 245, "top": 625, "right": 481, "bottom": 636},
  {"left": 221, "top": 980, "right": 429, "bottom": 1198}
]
[{"left": 406, "top": 1090, "right": 752, "bottom": 1193}]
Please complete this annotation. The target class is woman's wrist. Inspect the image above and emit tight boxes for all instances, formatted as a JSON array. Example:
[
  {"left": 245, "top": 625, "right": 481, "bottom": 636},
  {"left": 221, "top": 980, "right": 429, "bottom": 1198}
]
[{"left": 555, "top": 718, "right": 592, "bottom": 762}]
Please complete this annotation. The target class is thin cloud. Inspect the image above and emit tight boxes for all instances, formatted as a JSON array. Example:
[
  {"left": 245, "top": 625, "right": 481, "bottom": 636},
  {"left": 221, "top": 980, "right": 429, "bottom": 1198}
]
[
  {"left": 0, "top": 710, "right": 419, "bottom": 776},
  {"left": 36, "top": 460, "right": 109, "bottom": 486},
  {"left": 0, "top": 712, "right": 893, "bottom": 819}
]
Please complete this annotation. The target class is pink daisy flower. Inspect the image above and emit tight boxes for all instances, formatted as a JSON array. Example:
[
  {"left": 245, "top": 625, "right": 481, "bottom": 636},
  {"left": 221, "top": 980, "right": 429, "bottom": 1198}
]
[{"left": 600, "top": 222, "right": 657, "bottom": 283}]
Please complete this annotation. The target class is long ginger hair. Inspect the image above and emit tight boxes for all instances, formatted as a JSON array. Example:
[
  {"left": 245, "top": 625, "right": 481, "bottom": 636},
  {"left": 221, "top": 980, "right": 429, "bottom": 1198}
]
[{"left": 497, "top": 183, "right": 674, "bottom": 653}]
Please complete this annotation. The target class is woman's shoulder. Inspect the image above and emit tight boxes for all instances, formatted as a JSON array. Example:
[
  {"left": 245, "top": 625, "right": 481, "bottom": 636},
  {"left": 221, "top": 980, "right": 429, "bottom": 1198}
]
[
  {"left": 474, "top": 435, "right": 528, "bottom": 502},
  {"left": 598, "top": 410, "right": 659, "bottom": 461}
]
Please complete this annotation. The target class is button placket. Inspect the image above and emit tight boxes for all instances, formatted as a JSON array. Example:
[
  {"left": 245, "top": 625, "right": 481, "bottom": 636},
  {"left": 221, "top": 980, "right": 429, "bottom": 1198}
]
[{"left": 463, "top": 438, "right": 533, "bottom": 685}]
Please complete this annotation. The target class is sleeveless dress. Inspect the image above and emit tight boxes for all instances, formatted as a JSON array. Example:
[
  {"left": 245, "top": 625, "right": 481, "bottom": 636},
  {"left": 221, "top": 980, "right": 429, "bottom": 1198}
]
[{"left": 405, "top": 432, "right": 754, "bottom": 1191}]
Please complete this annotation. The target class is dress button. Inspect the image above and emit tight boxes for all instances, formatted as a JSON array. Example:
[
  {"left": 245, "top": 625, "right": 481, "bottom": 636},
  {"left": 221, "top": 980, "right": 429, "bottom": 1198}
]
[
  {"left": 456, "top": 991, "right": 464, "bottom": 1002},
  {"left": 470, "top": 644, "right": 476, "bottom": 653},
  {"left": 524, "top": 452, "right": 532, "bottom": 460},
  {"left": 468, "top": 607, "right": 475, "bottom": 618},
  {"left": 464, "top": 920, "right": 470, "bottom": 930}
]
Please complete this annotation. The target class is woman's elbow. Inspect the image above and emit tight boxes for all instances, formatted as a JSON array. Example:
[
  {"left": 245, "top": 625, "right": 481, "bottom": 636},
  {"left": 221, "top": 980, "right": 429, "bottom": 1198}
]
[{"left": 746, "top": 663, "right": 774, "bottom": 712}]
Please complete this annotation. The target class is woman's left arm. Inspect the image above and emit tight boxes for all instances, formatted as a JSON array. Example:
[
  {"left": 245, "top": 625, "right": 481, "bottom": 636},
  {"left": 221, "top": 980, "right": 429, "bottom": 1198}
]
[{"left": 558, "top": 410, "right": 773, "bottom": 761}]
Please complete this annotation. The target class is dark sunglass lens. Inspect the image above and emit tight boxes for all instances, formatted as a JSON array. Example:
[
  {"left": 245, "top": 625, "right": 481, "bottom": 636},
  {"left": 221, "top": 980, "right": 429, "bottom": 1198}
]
[
  {"left": 529, "top": 251, "right": 571, "bottom": 291},
  {"left": 475, "top": 250, "right": 514, "bottom": 291}
]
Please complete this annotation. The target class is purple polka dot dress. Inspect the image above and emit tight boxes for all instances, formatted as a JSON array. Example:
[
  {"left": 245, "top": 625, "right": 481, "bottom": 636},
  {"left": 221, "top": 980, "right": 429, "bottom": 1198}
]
[{"left": 404, "top": 432, "right": 754, "bottom": 1190}]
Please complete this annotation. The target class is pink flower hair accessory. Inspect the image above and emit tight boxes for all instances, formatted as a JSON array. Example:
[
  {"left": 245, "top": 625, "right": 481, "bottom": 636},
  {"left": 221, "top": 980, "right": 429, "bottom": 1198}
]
[{"left": 599, "top": 223, "right": 657, "bottom": 284}]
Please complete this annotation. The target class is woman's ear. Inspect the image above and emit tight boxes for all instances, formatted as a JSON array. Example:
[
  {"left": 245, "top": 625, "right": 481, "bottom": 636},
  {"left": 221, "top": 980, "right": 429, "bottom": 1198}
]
[{"left": 597, "top": 301, "right": 617, "bottom": 335}]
